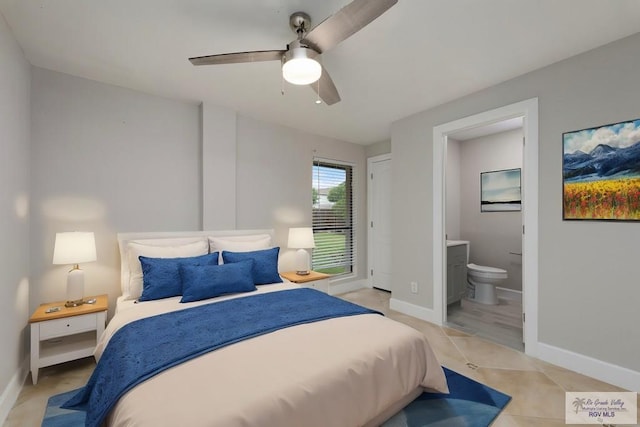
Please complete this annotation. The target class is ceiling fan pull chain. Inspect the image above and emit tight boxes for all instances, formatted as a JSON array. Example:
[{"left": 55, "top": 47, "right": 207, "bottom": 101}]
[
  {"left": 316, "top": 76, "right": 321, "bottom": 104},
  {"left": 281, "top": 56, "right": 285, "bottom": 96}
]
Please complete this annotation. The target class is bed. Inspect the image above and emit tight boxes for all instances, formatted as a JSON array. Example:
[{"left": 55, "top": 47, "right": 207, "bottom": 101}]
[{"left": 68, "top": 230, "right": 448, "bottom": 427}]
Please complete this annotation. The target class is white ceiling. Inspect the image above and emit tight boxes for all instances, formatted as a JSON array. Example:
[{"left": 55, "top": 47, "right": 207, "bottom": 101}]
[{"left": 2, "top": 1, "right": 639, "bottom": 145}]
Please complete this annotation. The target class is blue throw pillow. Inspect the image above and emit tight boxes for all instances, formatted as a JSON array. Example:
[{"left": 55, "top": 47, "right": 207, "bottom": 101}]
[
  {"left": 138, "top": 252, "right": 218, "bottom": 301},
  {"left": 222, "top": 247, "right": 282, "bottom": 285},
  {"left": 180, "top": 260, "right": 256, "bottom": 303}
]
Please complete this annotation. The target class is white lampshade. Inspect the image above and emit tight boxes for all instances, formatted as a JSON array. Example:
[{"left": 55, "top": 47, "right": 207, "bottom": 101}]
[
  {"left": 53, "top": 232, "right": 96, "bottom": 307},
  {"left": 282, "top": 47, "right": 322, "bottom": 85},
  {"left": 288, "top": 227, "right": 316, "bottom": 249},
  {"left": 288, "top": 227, "right": 315, "bottom": 275},
  {"left": 53, "top": 232, "right": 97, "bottom": 265}
]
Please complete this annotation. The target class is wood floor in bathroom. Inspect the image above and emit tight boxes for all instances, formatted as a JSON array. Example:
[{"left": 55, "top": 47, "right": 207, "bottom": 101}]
[{"left": 447, "top": 296, "right": 524, "bottom": 351}]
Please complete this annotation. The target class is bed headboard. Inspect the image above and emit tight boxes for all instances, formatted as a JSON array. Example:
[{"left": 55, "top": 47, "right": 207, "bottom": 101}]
[{"left": 117, "top": 229, "right": 274, "bottom": 300}]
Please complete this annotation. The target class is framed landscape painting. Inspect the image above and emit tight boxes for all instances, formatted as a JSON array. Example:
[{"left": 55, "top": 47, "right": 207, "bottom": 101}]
[
  {"left": 563, "top": 118, "right": 640, "bottom": 221},
  {"left": 480, "top": 168, "right": 521, "bottom": 212}
]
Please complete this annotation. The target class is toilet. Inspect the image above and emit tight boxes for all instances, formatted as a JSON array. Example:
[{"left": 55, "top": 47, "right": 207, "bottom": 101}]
[{"left": 466, "top": 263, "right": 507, "bottom": 305}]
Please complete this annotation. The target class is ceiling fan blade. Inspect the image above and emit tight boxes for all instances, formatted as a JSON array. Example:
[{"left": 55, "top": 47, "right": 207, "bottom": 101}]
[
  {"left": 311, "top": 66, "right": 341, "bottom": 105},
  {"left": 302, "top": 0, "right": 397, "bottom": 53},
  {"left": 189, "top": 50, "right": 286, "bottom": 66}
]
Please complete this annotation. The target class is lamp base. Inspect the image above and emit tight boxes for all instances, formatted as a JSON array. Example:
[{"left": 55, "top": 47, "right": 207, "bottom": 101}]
[
  {"left": 66, "top": 267, "right": 85, "bottom": 308},
  {"left": 294, "top": 249, "right": 311, "bottom": 277},
  {"left": 65, "top": 299, "right": 85, "bottom": 308}
]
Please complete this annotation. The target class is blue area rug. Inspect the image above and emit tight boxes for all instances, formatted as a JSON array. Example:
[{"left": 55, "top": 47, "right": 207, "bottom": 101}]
[
  {"left": 41, "top": 389, "right": 85, "bottom": 427},
  {"left": 42, "top": 367, "right": 510, "bottom": 427},
  {"left": 381, "top": 368, "right": 511, "bottom": 427}
]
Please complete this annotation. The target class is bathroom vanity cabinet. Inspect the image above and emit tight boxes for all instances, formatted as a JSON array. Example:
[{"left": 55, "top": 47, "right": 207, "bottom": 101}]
[{"left": 447, "top": 242, "right": 468, "bottom": 305}]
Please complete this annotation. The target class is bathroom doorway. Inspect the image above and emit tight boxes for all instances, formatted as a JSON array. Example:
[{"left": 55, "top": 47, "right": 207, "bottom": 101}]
[
  {"left": 432, "top": 98, "right": 539, "bottom": 356},
  {"left": 445, "top": 119, "right": 524, "bottom": 351}
]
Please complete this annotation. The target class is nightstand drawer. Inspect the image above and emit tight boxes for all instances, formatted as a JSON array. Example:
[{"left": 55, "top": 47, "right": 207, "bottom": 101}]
[{"left": 39, "top": 313, "right": 97, "bottom": 340}]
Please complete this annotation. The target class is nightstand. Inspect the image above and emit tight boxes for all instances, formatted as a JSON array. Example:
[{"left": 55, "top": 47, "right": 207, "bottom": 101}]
[
  {"left": 29, "top": 294, "right": 108, "bottom": 385},
  {"left": 281, "top": 271, "right": 331, "bottom": 294}
]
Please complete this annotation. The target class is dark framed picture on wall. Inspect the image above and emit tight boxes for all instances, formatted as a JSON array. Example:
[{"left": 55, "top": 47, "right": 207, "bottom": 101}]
[
  {"left": 480, "top": 168, "right": 522, "bottom": 212},
  {"left": 563, "top": 118, "right": 640, "bottom": 221}
]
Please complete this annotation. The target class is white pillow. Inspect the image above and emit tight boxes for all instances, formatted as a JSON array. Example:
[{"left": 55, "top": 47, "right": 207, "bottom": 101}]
[
  {"left": 208, "top": 234, "right": 272, "bottom": 254},
  {"left": 125, "top": 240, "right": 209, "bottom": 300}
]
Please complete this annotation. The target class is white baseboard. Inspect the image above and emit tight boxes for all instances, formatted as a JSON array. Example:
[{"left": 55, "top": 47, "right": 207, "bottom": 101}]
[
  {"left": 390, "top": 294, "right": 637, "bottom": 392},
  {"left": 0, "top": 357, "right": 28, "bottom": 425},
  {"left": 390, "top": 298, "right": 440, "bottom": 324},
  {"left": 329, "top": 279, "right": 367, "bottom": 296},
  {"left": 342, "top": 285, "right": 638, "bottom": 392},
  {"left": 537, "top": 342, "right": 640, "bottom": 392}
]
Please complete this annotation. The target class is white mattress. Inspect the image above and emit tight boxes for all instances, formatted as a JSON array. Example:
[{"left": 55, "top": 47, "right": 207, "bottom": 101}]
[{"left": 102, "top": 283, "right": 448, "bottom": 426}]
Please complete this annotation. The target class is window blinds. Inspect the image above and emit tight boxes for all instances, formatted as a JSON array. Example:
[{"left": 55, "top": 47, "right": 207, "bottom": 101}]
[{"left": 312, "top": 158, "right": 355, "bottom": 276}]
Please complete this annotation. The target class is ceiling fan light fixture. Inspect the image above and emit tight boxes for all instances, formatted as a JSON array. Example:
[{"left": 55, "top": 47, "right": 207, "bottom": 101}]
[
  {"left": 189, "top": 0, "right": 400, "bottom": 104},
  {"left": 282, "top": 47, "right": 322, "bottom": 85}
]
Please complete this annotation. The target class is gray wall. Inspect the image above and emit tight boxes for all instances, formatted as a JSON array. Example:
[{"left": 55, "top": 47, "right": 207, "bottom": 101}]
[
  {"left": 460, "top": 129, "right": 523, "bottom": 292},
  {"left": 202, "top": 102, "right": 236, "bottom": 230},
  {"left": 29, "top": 68, "right": 367, "bottom": 321},
  {"left": 392, "top": 33, "right": 640, "bottom": 372},
  {"left": 235, "top": 115, "right": 367, "bottom": 276},
  {"left": 0, "top": 14, "right": 30, "bottom": 416},
  {"left": 365, "top": 139, "right": 391, "bottom": 158},
  {"left": 30, "top": 68, "right": 202, "bottom": 315}
]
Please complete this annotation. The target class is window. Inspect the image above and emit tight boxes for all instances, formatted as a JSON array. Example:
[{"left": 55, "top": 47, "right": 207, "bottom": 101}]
[{"left": 312, "top": 159, "right": 355, "bottom": 276}]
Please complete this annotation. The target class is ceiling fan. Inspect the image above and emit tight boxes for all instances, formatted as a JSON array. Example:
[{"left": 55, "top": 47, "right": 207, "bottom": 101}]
[{"left": 188, "top": 0, "right": 398, "bottom": 105}]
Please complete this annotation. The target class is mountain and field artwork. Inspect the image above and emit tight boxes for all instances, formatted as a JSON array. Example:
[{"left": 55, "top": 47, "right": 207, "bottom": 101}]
[{"left": 563, "top": 118, "right": 640, "bottom": 220}]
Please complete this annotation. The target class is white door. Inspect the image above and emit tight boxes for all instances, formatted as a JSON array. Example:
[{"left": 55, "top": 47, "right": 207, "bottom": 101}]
[{"left": 369, "top": 156, "right": 392, "bottom": 291}]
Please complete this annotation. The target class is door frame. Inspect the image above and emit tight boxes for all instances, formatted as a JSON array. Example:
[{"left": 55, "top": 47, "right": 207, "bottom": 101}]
[
  {"left": 432, "top": 98, "right": 539, "bottom": 356},
  {"left": 367, "top": 153, "right": 392, "bottom": 289}
]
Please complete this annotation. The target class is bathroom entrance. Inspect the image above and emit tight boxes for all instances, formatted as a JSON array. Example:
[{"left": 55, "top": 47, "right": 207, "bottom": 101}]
[
  {"left": 444, "top": 119, "right": 524, "bottom": 351},
  {"left": 432, "top": 98, "right": 539, "bottom": 356}
]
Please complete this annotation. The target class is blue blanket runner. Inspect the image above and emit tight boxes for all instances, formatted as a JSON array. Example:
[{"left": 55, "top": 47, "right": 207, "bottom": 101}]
[{"left": 62, "top": 288, "right": 380, "bottom": 427}]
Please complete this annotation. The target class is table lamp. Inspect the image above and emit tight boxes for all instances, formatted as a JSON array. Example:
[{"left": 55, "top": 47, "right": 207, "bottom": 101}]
[
  {"left": 53, "top": 232, "right": 97, "bottom": 307},
  {"left": 288, "top": 227, "right": 315, "bottom": 275}
]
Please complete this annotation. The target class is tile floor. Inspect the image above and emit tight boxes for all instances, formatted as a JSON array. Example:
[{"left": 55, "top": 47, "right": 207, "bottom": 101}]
[
  {"left": 4, "top": 288, "right": 638, "bottom": 426},
  {"left": 342, "top": 289, "right": 639, "bottom": 427}
]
